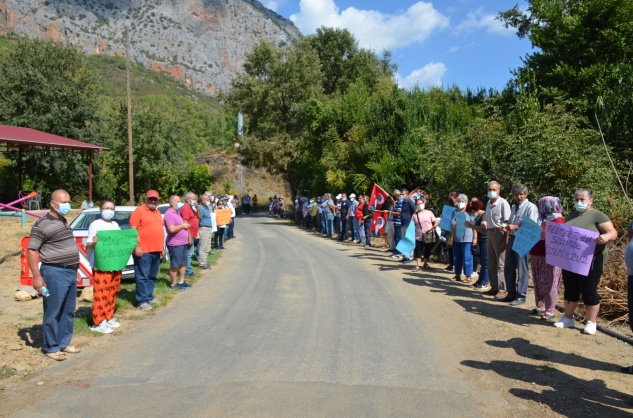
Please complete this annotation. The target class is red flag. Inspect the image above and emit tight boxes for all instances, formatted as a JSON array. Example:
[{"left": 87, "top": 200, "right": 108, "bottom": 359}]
[
  {"left": 370, "top": 211, "right": 389, "bottom": 235},
  {"left": 369, "top": 183, "right": 390, "bottom": 209}
]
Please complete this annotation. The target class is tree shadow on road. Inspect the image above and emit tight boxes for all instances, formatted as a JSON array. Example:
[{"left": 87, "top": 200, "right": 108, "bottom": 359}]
[
  {"left": 485, "top": 338, "right": 619, "bottom": 372},
  {"left": 461, "top": 358, "right": 633, "bottom": 416},
  {"left": 403, "top": 275, "right": 557, "bottom": 329}
]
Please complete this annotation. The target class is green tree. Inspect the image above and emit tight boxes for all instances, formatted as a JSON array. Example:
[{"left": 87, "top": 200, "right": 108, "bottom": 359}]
[
  {"left": 499, "top": 0, "right": 633, "bottom": 157},
  {"left": 0, "top": 37, "right": 100, "bottom": 200}
]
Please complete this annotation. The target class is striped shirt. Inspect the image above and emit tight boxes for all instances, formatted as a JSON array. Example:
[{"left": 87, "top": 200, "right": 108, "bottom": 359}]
[{"left": 28, "top": 213, "right": 80, "bottom": 265}]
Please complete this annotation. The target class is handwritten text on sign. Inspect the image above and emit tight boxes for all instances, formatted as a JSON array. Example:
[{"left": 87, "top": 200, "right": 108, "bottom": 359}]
[
  {"left": 545, "top": 222, "right": 598, "bottom": 275},
  {"left": 512, "top": 217, "right": 542, "bottom": 258},
  {"left": 439, "top": 205, "right": 456, "bottom": 231},
  {"left": 94, "top": 229, "right": 138, "bottom": 272}
]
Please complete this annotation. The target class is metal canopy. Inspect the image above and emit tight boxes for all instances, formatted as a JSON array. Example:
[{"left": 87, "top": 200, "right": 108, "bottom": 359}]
[{"left": 0, "top": 125, "right": 109, "bottom": 201}]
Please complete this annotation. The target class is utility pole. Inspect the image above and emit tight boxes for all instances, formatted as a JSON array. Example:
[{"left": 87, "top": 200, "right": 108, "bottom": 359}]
[
  {"left": 237, "top": 112, "right": 244, "bottom": 198},
  {"left": 126, "top": 27, "right": 134, "bottom": 205}
]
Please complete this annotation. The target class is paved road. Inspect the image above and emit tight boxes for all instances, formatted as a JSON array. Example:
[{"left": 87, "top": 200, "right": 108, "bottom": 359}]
[{"left": 9, "top": 215, "right": 484, "bottom": 417}]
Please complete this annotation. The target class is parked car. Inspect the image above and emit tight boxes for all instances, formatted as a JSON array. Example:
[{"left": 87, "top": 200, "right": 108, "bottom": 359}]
[{"left": 70, "top": 206, "right": 137, "bottom": 280}]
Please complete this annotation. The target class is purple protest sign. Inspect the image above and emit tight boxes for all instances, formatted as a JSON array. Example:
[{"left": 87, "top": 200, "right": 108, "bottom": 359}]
[{"left": 545, "top": 221, "right": 598, "bottom": 275}]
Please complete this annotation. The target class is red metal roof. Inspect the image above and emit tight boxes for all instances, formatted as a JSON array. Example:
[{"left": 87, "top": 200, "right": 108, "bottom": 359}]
[{"left": 0, "top": 125, "right": 107, "bottom": 152}]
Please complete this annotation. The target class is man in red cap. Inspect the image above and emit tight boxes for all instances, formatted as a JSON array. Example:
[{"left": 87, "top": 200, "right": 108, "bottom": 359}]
[{"left": 129, "top": 190, "right": 165, "bottom": 310}]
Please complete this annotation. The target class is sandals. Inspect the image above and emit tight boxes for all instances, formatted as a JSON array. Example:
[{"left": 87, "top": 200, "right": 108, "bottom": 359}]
[
  {"left": 412, "top": 267, "right": 421, "bottom": 272},
  {"left": 45, "top": 351, "right": 68, "bottom": 361},
  {"left": 541, "top": 313, "right": 555, "bottom": 321},
  {"left": 463, "top": 276, "right": 472, "bottom": 284},
  {"left": 530, "top": 308, "right": 545, "bottom": 316},
  {"left": 61, "top": 345, "right": 81, "bottom": 354},
  {"left": 450, "top": 276, "right": 461, "bottom": 282}
]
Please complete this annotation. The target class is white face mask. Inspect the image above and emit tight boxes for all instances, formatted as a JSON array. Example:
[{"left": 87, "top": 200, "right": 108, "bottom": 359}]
[
  {"left": 458, "top": 202, "right": 466, "bottom": 209},
  {"left": 101, "top": 209, "right": 115, "bottom": 220},
  {"left": 487, "top": 191, "right": 498, "bottom": 199},
  {"left": 416, "top": 204, "right": 425, "bottom": 211}
]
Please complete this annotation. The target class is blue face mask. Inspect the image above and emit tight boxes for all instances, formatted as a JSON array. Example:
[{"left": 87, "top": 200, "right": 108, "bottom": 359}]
[
  {"left": 176, "top": 202, "right": 184, "bottom": 210},
  {"left": 55, "top": 201, "right": 71, "bottom": 216},
  {"left": 574, "top": 201, "right": 589, "bottom": 212}
]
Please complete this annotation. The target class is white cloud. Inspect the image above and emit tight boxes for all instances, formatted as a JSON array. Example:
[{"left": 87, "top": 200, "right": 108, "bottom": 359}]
[
  {"left": 455, "top": 8, "right": 514, "bottom": 36},
  {"left": 290, "top": 0, "right": 449, "bottom": 52},
  {"left": 261, "top": 0, "right": 283, "bottom": 12},
  {"left": 397, "top": 62, "right": 446, "bottom": 89}
]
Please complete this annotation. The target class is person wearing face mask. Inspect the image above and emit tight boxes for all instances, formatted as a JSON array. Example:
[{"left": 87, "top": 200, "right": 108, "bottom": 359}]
[
  {"left": 477, "top": 181, "right": 511, "bottom": 300},
  {"left": 27, "top": 189, "right": 82, "bottom": 361},
  {"left": 164, "top": 195, "right": 192, "bottom": 291},
  {"left": 467, "top": 198, "right": 489, "bottom": 290},
  {"left": 554, "top": 188, "right": 617, "bottom": 335},
  {"left": 130, "top": 190, "right": 166, "bottom": 311},
  {"left": 338, "top": 193, "right": 351, "bottom": 241},
  {"left": 180, "top": 192, "right": 199, "bottom": 279},
  {"left": 348, "top": 193, "right": 359, "bottom": 242},
  {"left": 443, "top": 192, "right": 458, "bottom": 272},
  {"left": 529, "top": 196, "right": 564, "bottom": 320},
  {"left": 411, "top": 197, "right": 438, "bottom": 271},
  {"left": 499, "top": 184, "right": 539, "bottom": 306},
  {"left": 448, "top": 194, "right": 477, "bottom": 282},
  {"left": 197, "top": 192, "right": 214, "bottom": 270},
  {"left": 388, "top": 190, "right": 403, "bottom": 259},
  {"left": 86, "top": 199, "right": 122, "bottom": 334}
]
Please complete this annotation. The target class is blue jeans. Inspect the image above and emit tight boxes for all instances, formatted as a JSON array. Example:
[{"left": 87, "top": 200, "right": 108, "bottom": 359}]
[
  {"left": 393, "top": 223, "right": 402, "bottom": 253},
  {"left": 504, "top": 235, "right": 530, "bottom": 299},
  {"left": 364, "top": 218, "right": 372, "bottom": 245},
  {"left": 319, "top": 213, "right": 326, "bottom": 233},
  {"left": 40, "top": 264, "right": 77, "bottom": 353},
  {"left": 133, "top": 252, "right": 161, "bottom": 305},
  {"left": 228, "top": 218, "right": 235, "bottom": 238},
  {"left": 476, "top": 242, "right": 489, "bottom": 286},
  {"left": 185, "top": 240, "right": 197, "bottom": 275},
  {"left": 356, "top": 219, "right": 365, "bottom": 243},
  {"left": 351, "top": 216, "right": 358, "bottom": 240},
  {"left": 454, "top": 242, "right": 474, "bottom": 277},
  {"left": 326, "top": 214, "right": 334, "bottom": 236}
]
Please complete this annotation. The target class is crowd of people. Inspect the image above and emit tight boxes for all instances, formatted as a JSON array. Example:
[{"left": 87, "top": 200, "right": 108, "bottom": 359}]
[
  {"left": 27, "top": 189, "right": 244, "bottom": 359},
  {"left": 285, "top": 182, "right": 621, "bottom": 337},
  {"left": 25, "top": 184, "right": 633, "bottom": 374}
]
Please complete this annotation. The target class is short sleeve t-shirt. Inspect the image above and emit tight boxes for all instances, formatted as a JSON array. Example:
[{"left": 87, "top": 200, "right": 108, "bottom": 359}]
[
  {"left": 87, "top": 218, "right": 121, "bottom": 268},
  {"left": 28, "top": 213, "right": 80, "bottom": 265},
  {"left": 565, "top": 209, "right": 611, "bottom": 261},
  {"left": 179, "top": 204, "right": 199, "bottom": 238},
  {"left": 163, "top": 209, "right": 189, "bottom": 246},
  {"left": 129, "top": 204, "right": 165, "bottom": 253},
  {"left": 412, "top": 210, "right": 437, "bottom": 241}
]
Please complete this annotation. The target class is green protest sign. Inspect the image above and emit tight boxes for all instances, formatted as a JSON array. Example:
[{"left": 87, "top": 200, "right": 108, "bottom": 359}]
[{"left": 94, "top": 229, "right": 138, "bottom": 271}]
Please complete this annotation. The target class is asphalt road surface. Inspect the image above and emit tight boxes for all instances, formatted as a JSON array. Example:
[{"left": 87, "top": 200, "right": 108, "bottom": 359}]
[{"left": 8, "top": 215, "right": 491, "bottom": 417}]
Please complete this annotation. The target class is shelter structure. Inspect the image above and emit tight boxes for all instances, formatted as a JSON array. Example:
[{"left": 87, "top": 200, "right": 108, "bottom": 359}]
[{"left": 0, "top": 125, "right": 107, "bottom": 201}]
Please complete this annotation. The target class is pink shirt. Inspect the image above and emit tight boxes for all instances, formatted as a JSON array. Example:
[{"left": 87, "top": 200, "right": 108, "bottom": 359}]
[
  {"left": 412, "top": 210, "right": 437, "bottom": 241},
  {"left": 163, "top": 209, "right": 189, "bottom": 246}
]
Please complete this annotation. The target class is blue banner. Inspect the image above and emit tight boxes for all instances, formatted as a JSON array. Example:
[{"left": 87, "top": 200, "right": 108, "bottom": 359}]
[
  {"left": 396, "top": 221, "right": 416, "bottom": 256},
  {"left": 439, "top": 205, "right": 456, "bottom": 231},
  {"left": 513, "top": 217, "right": 542, "bottom": 258},
  {"left": 455, "top": 212, "right": 467, "bottom": 239}
]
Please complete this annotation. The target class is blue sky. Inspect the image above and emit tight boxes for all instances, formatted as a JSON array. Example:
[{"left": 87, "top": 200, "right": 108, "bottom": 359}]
[{"left": 260, "top": 0, "right": 534, "bottom": 91}]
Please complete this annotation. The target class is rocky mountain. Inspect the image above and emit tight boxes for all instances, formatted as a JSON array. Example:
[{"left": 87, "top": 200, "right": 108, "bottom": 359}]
[{"left": 0, "top": 0, "right": 301, "bottom": 95}]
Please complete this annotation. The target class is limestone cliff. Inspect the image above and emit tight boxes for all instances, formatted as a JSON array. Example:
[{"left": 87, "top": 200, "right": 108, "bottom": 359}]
[{"left": 0, "top": 0, "right": 302, "bottom": 95}]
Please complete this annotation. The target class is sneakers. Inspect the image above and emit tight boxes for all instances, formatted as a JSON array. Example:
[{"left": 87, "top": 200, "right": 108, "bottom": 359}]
[
  {"left": 444, "top": 265, "right": 454, "bottom": 271},
  {"left": 138, "top": 302, "right": 153, "bottom": 311},
  {"left": 178, "top": 281, "right": 192, "bottom": 288},
  {"left": 169, "top": 283, "right": 187, "bottom": 291},
  {"left": 554, "top": 315, "right": 576, "bottom": 329},
  {"left": 106, "top": 318, "right": 121, "bottom": 328},
  {"left": 584, "top": 321, "right": 597, "bottom": 335},
  {"left": 473, "top": 283, "right": 489, "bottom": 290},
  {"left": 199, "top": 265, "right": 211, "bottom": 270},
  {"left": 471, "top": 271, "right": 479, "bottom": 278},
  {"left": 401, "top": 259, "right": 413, "bottom": 265},
  {"left": 91, "top": 321, "right": 113, "bottom": 334},
  {"left": 391, "top": 254, "right": 403, "bottom": 260}
]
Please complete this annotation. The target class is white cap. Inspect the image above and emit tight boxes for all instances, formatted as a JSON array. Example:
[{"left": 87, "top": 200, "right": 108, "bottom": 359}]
[
  {"left": 350, "top": 193, "right": 356, "bottom": 198},
  {"left": 336, "top": 194, "right": 342, "bottom": 200}
]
